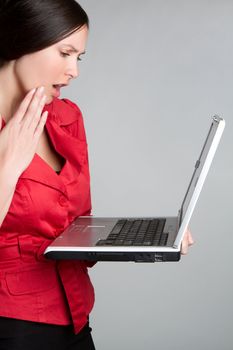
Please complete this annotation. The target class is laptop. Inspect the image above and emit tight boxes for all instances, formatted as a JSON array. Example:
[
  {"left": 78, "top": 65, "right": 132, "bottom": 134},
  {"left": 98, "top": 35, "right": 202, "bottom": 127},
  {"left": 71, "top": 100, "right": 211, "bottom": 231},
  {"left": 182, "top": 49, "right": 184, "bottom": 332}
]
[{"left": 44, "top": 116, "right": 225, "bottom": 263}]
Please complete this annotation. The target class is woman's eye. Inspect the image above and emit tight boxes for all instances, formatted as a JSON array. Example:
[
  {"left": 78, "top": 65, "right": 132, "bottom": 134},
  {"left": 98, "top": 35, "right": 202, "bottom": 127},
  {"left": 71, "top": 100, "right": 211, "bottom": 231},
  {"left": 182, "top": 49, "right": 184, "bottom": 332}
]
[{"left": 61, "top": 52, "right": 82, "bottom": 61}]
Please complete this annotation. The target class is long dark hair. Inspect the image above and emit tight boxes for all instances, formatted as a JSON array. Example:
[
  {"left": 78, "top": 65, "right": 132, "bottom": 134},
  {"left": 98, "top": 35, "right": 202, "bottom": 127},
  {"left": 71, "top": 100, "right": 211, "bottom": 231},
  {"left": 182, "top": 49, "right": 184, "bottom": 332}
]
[{"left": 0, "top": 0, "right": 89, "bottom": 68}]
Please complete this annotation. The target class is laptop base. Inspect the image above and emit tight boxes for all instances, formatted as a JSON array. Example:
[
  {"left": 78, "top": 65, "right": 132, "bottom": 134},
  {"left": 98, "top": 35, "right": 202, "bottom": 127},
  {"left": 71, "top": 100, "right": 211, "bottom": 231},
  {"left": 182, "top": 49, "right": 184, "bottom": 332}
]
[{"left": 45, "top": 250, "right": 181, "bottom": 262}]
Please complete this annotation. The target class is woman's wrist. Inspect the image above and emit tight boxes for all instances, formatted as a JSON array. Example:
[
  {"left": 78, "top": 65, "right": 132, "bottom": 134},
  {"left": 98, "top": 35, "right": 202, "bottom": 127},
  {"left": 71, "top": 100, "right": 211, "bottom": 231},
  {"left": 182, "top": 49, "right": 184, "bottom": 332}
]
[{"left": 0, "top": 161, "right": 20, "bottom": 187}]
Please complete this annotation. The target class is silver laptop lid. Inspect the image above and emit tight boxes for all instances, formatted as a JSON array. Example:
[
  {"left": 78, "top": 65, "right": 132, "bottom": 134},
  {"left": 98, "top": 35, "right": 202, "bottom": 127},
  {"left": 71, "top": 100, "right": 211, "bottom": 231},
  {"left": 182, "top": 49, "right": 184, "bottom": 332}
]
[{"left": 173, "top": 116, "right": 225, "bottom": 249}]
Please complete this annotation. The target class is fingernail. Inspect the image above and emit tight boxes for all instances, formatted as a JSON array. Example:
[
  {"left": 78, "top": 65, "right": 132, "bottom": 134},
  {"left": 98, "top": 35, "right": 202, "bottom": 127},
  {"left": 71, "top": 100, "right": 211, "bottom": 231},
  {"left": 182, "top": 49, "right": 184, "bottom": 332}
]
[{"left": 39, "top": 86, "right": 45, "bottom": 93}]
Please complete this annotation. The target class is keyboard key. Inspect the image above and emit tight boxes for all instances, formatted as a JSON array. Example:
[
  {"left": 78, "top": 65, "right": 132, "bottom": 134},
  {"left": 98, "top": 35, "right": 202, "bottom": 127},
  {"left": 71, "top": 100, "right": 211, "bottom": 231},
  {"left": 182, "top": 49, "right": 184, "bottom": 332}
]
[
  {"left": 159, "top": 233, "right": 168, "bottom": 246},
  {"left": 143, "top": 241, "right": 152, "bottom": 246},
  {"left": 157, "top": 219, "right": 166, "bottom": 233},
  {"left": 123, "top": 240, "right": 133, "bottom": 245},
  {"left": 111, "top": 220, "right": 127, "bottom": 234},
  {"left": 113, "top": 240, "right": 124, "bottom": 246}
]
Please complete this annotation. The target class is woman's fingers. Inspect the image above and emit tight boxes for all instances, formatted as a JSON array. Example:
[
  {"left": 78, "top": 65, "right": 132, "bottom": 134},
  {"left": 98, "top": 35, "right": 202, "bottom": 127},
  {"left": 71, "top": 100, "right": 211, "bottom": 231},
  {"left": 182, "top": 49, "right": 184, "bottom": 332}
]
[
  {"left": 181, "top": 229, "right": 195, "bottom": 255},
  {"left": 21, "top": 87, "right": 45, "bottom": 130},
  {"left": 33, "top": 111, "right": 48, "bottom": 140},
  {"left": 0, "top": 86, "right": 49, "bottom": 177},
  {"left": 27, "top": 94, "right": 47, "bottom": 132},
  {"left": 13, "top": 88, "right": 36, "bottom": 123},
  {"left": 188, "top": 231, "right": 195, "bottom": 245}
]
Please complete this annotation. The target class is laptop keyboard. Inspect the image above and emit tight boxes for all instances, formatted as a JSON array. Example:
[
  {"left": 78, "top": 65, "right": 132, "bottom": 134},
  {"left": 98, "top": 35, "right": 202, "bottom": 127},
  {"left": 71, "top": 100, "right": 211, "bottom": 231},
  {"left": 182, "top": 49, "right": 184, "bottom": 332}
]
[{"left": 96, "top": 219, "right": 168, "bottom": 246}]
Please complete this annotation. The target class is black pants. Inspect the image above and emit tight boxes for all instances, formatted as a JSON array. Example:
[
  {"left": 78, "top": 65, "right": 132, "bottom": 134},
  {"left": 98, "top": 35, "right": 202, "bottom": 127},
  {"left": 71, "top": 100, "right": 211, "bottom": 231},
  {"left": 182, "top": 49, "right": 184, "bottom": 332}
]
[{"left": 0, "top": 317, "right": 96, "bottom": 350}]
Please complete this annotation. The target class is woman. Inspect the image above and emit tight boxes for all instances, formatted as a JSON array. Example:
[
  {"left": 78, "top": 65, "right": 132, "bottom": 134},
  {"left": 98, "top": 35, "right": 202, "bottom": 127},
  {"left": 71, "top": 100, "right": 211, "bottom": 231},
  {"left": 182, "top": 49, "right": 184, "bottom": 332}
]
[
  {"left": 0, "top": 1, "right": 96, "bottom": 349},
  {"left": 0, "top": 0, "right": 194, "bottom": 349}
]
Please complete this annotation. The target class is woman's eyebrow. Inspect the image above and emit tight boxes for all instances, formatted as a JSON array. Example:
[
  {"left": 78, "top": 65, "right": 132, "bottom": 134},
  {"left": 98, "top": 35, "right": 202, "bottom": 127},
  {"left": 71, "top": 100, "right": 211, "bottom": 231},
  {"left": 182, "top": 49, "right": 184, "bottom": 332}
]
[{"left": 63, "top": 44, "right": 85, "bottom": 54}]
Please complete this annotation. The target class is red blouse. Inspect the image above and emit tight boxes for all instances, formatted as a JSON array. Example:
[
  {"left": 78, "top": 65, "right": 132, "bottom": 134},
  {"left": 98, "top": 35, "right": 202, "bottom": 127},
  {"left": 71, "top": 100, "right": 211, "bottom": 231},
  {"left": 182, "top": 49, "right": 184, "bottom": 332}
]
[{"left": 0, "top": 97, "right": 95, "bottom": 334}]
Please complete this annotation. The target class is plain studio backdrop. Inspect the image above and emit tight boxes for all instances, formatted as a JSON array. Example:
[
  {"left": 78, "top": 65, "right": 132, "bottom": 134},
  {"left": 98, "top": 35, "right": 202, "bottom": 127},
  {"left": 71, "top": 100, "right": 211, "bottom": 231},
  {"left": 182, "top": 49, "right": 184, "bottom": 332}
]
[{"left": 60, "top": 1, "right": 233, "bottom": 349}]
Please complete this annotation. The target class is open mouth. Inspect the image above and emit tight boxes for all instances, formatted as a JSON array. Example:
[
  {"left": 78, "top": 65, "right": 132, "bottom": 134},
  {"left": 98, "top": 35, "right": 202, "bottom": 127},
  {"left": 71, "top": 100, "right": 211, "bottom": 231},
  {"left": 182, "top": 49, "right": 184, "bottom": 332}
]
[
  {"left": 53, "top": 84, "right": 67, "bottom": 88},
  {"left": 52, "top": 84, "right": 68, "bottom": 97}
]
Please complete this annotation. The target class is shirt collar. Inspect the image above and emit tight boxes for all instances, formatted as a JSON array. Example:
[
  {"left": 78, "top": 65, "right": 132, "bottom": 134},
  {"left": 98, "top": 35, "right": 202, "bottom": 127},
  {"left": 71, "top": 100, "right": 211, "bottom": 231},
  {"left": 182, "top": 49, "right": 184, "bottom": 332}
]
[{"left": 43, "top": 97, "right": 79, "bottom": 126}]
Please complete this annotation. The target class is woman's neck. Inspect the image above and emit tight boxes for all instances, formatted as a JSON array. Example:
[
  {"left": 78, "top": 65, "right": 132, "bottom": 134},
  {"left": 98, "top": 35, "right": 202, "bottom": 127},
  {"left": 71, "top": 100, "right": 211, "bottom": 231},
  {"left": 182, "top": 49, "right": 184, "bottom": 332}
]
[{"left": 0, "top": 61, "right": 24, "bottom": 123}]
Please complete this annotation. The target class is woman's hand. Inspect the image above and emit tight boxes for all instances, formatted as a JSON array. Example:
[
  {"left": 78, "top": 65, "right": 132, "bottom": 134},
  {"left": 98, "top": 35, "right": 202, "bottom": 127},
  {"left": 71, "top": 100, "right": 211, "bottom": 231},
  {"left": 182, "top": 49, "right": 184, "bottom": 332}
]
[
  {"left": 0, "top": 87, "right": 48, "bottom": 178},
  {"left": 181, "top": 228, "right": 194, "bottom": 255}
]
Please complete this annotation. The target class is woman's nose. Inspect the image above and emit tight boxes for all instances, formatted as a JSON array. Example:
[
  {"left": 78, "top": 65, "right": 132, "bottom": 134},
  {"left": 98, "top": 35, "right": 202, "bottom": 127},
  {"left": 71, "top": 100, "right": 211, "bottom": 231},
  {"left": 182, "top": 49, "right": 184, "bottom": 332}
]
[{"left": 66, "top": 61, "right": 79, "bottom": 79}]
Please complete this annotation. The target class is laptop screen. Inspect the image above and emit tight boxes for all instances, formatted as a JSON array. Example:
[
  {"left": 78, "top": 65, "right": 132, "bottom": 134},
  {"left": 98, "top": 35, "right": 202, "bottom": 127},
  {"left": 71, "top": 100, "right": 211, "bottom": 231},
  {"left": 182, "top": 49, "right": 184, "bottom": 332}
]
[{"left": 179, "top": 116, "right": 225, "bottom": 226}]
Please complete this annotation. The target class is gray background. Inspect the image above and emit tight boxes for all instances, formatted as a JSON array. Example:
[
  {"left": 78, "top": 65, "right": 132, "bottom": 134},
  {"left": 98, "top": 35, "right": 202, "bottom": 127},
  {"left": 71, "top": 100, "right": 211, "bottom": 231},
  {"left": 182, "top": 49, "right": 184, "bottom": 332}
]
[{"left": 62, "top": 1, "right": 233, "bottom": 349}]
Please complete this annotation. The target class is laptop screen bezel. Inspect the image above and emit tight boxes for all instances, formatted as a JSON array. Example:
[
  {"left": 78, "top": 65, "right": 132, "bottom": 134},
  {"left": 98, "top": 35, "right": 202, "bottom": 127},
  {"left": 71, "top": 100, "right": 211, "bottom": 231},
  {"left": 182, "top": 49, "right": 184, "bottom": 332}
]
[{"left": 174, "top": 116, "right": 225, "bottom": 248}]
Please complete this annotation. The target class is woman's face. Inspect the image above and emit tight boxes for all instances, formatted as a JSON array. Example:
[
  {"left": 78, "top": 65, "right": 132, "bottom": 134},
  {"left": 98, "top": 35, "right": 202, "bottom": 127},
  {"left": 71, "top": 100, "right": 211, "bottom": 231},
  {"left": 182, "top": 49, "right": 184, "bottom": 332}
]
[{"left": 14, "top": 25, "right": 88, "bottom": 104}]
